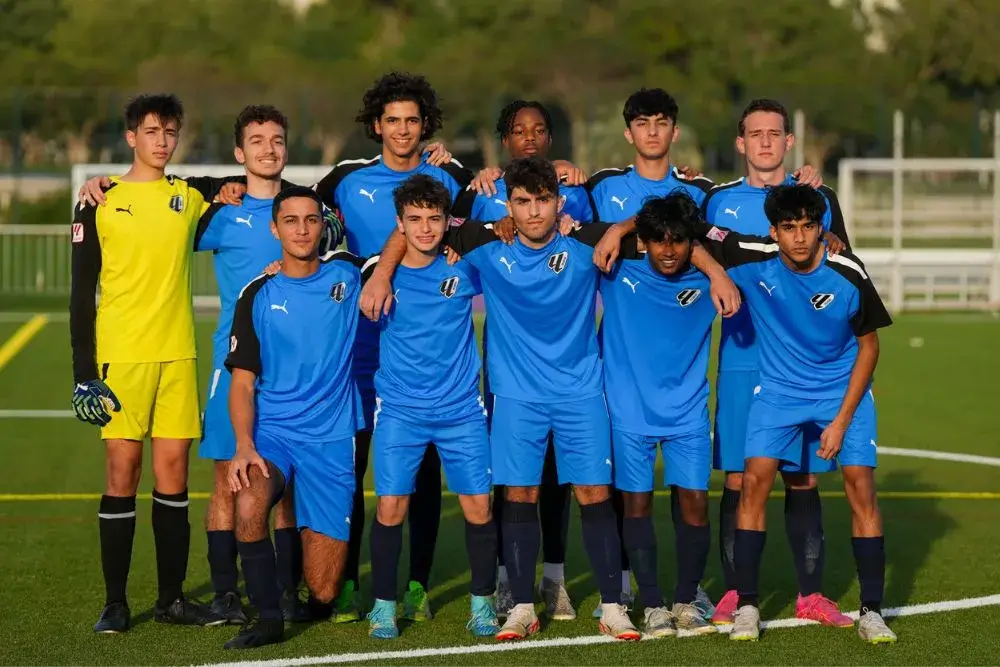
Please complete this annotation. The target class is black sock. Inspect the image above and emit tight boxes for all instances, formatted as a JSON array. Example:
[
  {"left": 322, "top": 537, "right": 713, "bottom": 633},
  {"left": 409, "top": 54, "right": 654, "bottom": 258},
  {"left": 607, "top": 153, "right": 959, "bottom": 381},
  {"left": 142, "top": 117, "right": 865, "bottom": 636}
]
[
  {"left": 852, "top": 535, "right": 885, "bottom": 614},
  {"left": 734, "top": 528, "right": 766, "bottom": 607},
  {"left": 622, "top": 515, "right": 663, "bottom": 609},
  {"left": 580, "top": 499, "right": 623, "bottom": 604},
  {"left": 670, "top": 486, "right": 681, "bottom": 527},
  {"left": 207, "top": 530, "right": 239, "bottom": 597},
  {"left": 785, "top": 488, "right": 825, "bottom": 597},
  {"left": 539, "top": 441, "right": 570, "bottom": 564},
  {"left": 370, "top": 517, "right": 403, "bottom": 601},
  {"left": 345, "top": 433, "right": 371, "bottom": 587},
  {"left": 611, "top": 489, "right": 631, "bottom": 572},
  {"left": 719, "top": 487, "right": 740, "bottom": 591},
  {"left": 675, "top": 521, "right": 711, "bottom": 604},
  {"left": 466, "top": 519, "right": 498, "bottom": 596},
  {"left": 503, "top": 501, "right": 539, "bottom": 604},
  {"left": 152, "top": 489, "right": 190, "bottom": 608},
  {"left": 493, "top": 486, "right": 506, "bottom": 567},
  {"left": 99, "top": 495, "right": 136, "bottom": 605},
  {"left": 274, "top": 527, "right": 302, "bottom": 595},
  {"left": 408, "top": 445, "right": 441, "bottom": 589},
  {"left": 238, "top": 538, "right": 282, "bottom": 621}
]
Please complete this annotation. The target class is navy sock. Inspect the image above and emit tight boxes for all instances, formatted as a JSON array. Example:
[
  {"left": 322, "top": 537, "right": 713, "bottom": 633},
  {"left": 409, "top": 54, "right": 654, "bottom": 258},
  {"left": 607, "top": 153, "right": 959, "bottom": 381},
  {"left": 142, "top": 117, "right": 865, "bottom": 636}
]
[
  {"left": 675, "top": 521, "right": 711, "bottom": 604},
  {"left": 539, "top": 442, "right": 571, "bottom": 564},
  {"left": 274, "top": 527, "right": 302, "bottom": 595},
  {"left": 622, "top": 515, "right": 663, "bottom": 609},
  {"left": 152, "top": 489, "right": 190, "bottom": 608},
  {"left": 369, "top": 517, "right": 403, "bottom": 601},
  {"left": 408, "top": 445, "right": 441, "bottom": 589},
  {"left": 503, "top": 501, "right": 539, "bottom": 605},
  {"left": 493, "top": 487, "right": 506, "bottom": 567},
  {"left": 670, "top": 487, "right": 681, "bottom": 526},
  {"left": 734, "top": 528, "right": 766, "bottom": 607},
  {"left": 580, "top": 500, "right": 623, "bottom": 604},
  {"left": 719, "top": 487, "right": 740, "bottom": 591},
  {"left": 611, "top": 489, "right": 631, "bottom": 572},
  {"left": 99, "top": 495, "right": 136, "bottom": 605},
  {"left": 466, "top": 519, "right": 498, "bottom": 596},
  {"left": 238, "top": 538, "right": 282, "bottom": 621},
  {"left": 784, "top": 488, "right": 825, "bottom": 596},
  {"left": 207, "top": 530, "right": 239, "bottom": 597},
  {"left": 852, "top": 536, "right": 886, "bottom": 614}
]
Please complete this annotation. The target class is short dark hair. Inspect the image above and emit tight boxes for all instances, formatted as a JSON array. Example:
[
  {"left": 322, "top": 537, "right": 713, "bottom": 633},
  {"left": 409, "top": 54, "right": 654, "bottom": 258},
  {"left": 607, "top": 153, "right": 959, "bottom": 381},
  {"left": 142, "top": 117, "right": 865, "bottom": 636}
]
[
  {"left": 496, "top": 100, "right": 553, "bottom": 140},
  {"left": 764, "top": 184, "right": 827, "bottom": 226},
  {"left": 124, "top": 94, "right": 183, "bottom": 132},
  {"left": 504, "top": 156, "right": 559, "bottom": 198},
  {"left": 738, "top": 98, "right": 790, "bottom": 135},
  {"left": 392, "top": 174, "right": 453, "bottom": 218},
  {"left": 271, "top": 186, "right": 323, "bottom": 222},
  {"left": 355, "top": 71, "right": 443, "bottom": 143},
  {"left": 635, "top": 192, "right": 702, "bottom": 244},
  {"left": 623, "top": 88, "right": 679, "bottom": 126},
  {"left": 234, "top": 105, "right": 288, "bottom": 147}
]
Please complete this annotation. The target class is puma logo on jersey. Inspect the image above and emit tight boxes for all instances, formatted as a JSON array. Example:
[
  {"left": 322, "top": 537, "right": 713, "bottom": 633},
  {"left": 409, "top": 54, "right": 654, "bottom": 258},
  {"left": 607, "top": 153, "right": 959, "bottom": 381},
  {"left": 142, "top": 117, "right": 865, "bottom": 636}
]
[
  {"left": 676, "top": 288, "right": 702, "bottom": 307},
  {"left": 439, "top": 276, "right": 460, "bottom": 298},
  {"left": 115, "top": 204, "right": 133, "bottom": 216},
  {"left": 236, "top": 214, "right": 253, "bottom": 228},
  {"left": 168, "top": 194, "right": 184, "bottom": 213},
  {"left": 359, "top": 188, "right": 377, "bottom": 203},
  {"left": 547, "top": 251, "right": 568, "bottom": 274},
  {"left": 759, "top": 281, "right": 776, "bottom": 296},
  {"left": 330, "top": 282, "right": 347, "bottom": 303},
  {"left": 621, "top": 277, "right": 639, "bottom": 293},
  {"left": 493, "top": 198, "right": 506, "bottom": 206},
  {"left": 724, "top": 206, "right": 740, "bottom": 218},
  {"left": 810, "top": 293, "right": 835, "bottom": 310},
  {"left": 270, "top": 300, "right": 288, "bottom": 314},
  {"left": 610, "top": 195, "right": 628, "bottom": 210},
  {"left": 499, "top": 257, "right": 516, "bottom": 273}
]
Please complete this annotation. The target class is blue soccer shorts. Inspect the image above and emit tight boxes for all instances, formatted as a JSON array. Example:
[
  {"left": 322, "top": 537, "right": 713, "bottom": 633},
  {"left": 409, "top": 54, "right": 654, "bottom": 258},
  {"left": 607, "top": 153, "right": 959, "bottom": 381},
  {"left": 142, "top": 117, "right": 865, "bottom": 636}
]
[
  {"left": 612, "top": 426, "right": 712, "bottom": 493},
  {"left": 490, "top": 394, "right": 612, "bottom": 487},
  {"left": 256, "top": 433, "right": 356, "bottom": 541},
  {"left": 373, "top": 398, "right": 491, "bottom": 497},
  {"left": 198, "top": 366, "right": 236, "bottom": 461},
  {"left": 745, "top": 386, "right": 878, "bottom": 470}
]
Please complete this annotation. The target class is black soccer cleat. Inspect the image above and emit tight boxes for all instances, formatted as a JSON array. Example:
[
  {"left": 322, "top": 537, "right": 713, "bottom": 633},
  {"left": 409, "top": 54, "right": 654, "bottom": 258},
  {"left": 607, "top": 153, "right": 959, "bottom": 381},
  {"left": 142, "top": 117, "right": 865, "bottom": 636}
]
[
  {"left": 94, "top": 601, "right": 130, "bottom": 634},
  {"left": 280, "top": 590, "right": 312, "bottom": 623},
  {"left": 155, "top": 596, "right": 226, "bottom": 627},
  {"left": 223, "top": 619, "right": 285, "bottom": 649},
  {"left": 307, "top": 595, "right": 334, "bottom": 621},
  {"left": 210, "top": 591, "right": 248, "bottom": 625}
]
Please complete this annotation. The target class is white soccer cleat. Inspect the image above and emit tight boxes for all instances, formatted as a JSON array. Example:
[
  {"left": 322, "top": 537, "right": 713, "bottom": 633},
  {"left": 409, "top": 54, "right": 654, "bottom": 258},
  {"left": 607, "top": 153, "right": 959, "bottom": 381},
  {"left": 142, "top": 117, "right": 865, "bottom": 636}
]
[
  {"left": 641, "top": 606, "right": 677, "bottom": 638},
  {"left": 540, "top": 578, "right": 576, "bottom": 621},
  {"left": 599, "top": 603, "right": 641, "bottom": 640},
  {"left": 672, "top": 602, "right": 718, "bottom": 636},
  {"left": 858, "top": 610, "right": 897, "bottom": 644},
  {"left": 729, "top": 605, "right": 760, "bottom": 641},
  {"left": 495, "top": 603, "right": 539, "bottom": 641}
]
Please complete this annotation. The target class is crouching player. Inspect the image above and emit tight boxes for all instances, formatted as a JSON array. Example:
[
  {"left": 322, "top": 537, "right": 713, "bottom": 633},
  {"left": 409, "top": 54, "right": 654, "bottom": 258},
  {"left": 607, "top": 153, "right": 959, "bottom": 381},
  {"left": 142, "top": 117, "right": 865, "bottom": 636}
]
[
  {"left": 697, "top": 184, "right": 896, "bottom": 644},
  {"left": 365, "top": 174, "right": 499, "bottom": 639},
  {"left": 599, "top": 193, "right": 725, "bottom": 638},
  {"left": 222, "top": 187, "right": 363, "bottom": 649}
]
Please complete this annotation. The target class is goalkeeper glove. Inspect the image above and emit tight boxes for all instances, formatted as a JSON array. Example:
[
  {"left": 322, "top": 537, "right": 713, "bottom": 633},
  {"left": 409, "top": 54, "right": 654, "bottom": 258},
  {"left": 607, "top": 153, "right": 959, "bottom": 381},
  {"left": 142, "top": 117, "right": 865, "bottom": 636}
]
[{"left": 72, "top": 379, "right": 121, "bottom": 426}]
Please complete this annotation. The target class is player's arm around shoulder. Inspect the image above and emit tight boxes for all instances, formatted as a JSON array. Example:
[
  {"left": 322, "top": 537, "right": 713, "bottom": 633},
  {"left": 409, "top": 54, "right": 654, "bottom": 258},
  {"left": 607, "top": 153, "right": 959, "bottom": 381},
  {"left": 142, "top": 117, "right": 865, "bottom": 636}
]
[{"left": 69, "top": 201, "right": 101, "bottom": 384}]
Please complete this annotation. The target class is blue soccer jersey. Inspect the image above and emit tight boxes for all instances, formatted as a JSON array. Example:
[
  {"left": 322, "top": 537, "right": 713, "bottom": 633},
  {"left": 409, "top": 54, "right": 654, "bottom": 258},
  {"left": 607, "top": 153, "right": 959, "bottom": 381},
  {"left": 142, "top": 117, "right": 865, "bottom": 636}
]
[
  {"left": 700, "top": 225, "right": 892, "bottom": 399},
  {"left": 587, "top": 165, "right": 713, "bottom": 223},
  {"left": 225, "top": 252, "right": 365, "bottom": 441},
  {"left": 470, "top": 178, "right": 593, "bottom": 223},
  {"left": 703, "top": 176, "right": 849, "bottom": 373}
]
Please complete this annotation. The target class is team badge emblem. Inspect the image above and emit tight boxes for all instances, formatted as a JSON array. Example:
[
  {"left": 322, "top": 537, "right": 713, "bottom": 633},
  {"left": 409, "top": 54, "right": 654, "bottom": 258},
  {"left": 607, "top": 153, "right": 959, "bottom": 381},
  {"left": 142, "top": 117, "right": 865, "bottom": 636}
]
[
  {"left": 676, "top": 288, "right": 702, "bottom": 307},
  {"left": 71, "top": 223, "right": 84, "bottom": 243},
  {"left": 547, "top": 251, "right": 568, "bottom": 274},
  {"left": 330, "top": 281, "right": 347, "bottom": 303},
  {"left": 810, "top": 293, "right": 835, "bottom": 310},
  {"left": 439, "top": 276, "right": 460, "bottom": 298},
  {"left": 168, "top": 194, "right": 184, "bottom": 213}
]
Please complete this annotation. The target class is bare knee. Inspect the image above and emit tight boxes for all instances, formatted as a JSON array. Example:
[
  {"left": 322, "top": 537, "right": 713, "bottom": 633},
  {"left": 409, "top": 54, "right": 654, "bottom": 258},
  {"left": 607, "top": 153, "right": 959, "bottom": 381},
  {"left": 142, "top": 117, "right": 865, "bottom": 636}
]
[
  {"left": 234, "top": 467, "right": 272, "bottom": 542},
  {"left": 458, "top": 494, "right": 491, "bottom": 525},
  {"left": 302, "top": 529, "right": 346, "bottom": 603},
  {"left": 676, "top": 488, "right": 709, "bottom": 526},
  {"left": 106, "top": 443, "right": 142, "bottom": 496},
  {"left": 206, "top": 461, "right": 236, "bottom": 531},
  {"left": 842, "top": 466, "right": 882, "bottom": 535},
  {"left": 376, "top": 495, "right": 409, "bottom": 526},
  {"left": 725, "top": 471, "right": 743, "bottom": 491},
  {"left": 151, "top": 438, "right": 192, "bottom": 494},
  {"left": 574, "top": 484, "right": 610, "bottom": 506},
  {"left": 781, "top": 471, "right": 817, "bottom": 491},
  {"left": 505, "top": 486, "right": 539, "bottom": 504},
  {"left": 274, "top": 489, "right": 296, "bottom": 530},
  {"left": 623, "top": 491, "right": 652, "bottom": 518}
]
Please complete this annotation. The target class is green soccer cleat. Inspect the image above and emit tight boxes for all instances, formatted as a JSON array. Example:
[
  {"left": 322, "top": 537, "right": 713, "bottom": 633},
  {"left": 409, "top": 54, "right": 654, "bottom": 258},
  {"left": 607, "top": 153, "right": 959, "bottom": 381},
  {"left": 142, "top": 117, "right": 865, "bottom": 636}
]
[
  {"left": 367, "top": 599, "right": 399, "bottom": 639},
  {"left": 402, "top": 581, "right": 433, "bottom": 621},
  {"left": 332, "top": 580, "right": 362, "bottom": 624}
]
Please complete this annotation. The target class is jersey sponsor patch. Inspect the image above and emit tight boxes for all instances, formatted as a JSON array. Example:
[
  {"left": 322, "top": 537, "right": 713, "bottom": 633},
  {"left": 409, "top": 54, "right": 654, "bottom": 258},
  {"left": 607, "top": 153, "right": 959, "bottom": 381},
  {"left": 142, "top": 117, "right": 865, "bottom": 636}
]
[
  {"left": 676, "top": 288, "right": 702, "bottom": 307},
  {"left": 330, "top": 281, "right": 347, "bottom": 303},
  {"left": 810, "top": 293, "right": 835, "bottom": 310},
  {"left": 439, "top": 276, "right": 459, "bottom": 298},
  {"left": 547, "top": 251, "right": 568, "bottom": 274},
  {"left": 168, "top": 194, "right": 184, "bottom": 213},
  {"left": 71, "top": 223, "right": 84, "bottom": 243}
]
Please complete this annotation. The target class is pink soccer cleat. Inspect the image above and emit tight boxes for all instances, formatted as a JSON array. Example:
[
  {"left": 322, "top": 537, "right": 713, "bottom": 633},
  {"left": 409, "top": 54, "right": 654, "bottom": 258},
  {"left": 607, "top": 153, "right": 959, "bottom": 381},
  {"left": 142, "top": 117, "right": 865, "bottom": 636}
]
[
  {"left": 795, "top": 593, "right": 854, "bottom": 627},
  {"left": 711, "top": 589, "right": 739, "bottom": 626}
]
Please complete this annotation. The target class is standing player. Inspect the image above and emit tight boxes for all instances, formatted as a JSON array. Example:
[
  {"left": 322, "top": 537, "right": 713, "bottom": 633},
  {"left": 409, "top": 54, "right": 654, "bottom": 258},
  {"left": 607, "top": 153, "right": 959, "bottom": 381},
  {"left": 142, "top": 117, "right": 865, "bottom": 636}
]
[
  {"left": 223, "top": 187, "right": 363, "bottom": 649},
  {"left": 312, "top": 72, "right": 473, "bottom": 623},
  {"left": 703, "top": 99, "right": 851, "bottom": 627},
  {"left": 70, "top": 94, "right": 221, "bottom": 632},
  {"left": 694, "top": 184, "right": 895, "bottom": 644},
  {"left": 365, "top": 175, "right": 498, "bottom": 639}
]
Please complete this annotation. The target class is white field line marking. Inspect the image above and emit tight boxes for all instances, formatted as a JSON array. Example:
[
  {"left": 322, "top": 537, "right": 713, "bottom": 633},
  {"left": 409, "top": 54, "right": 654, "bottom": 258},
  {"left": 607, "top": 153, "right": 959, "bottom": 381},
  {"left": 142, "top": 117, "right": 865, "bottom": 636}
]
[
  {"left": 192, "top": 593, "right": 1000, "bottom": 667},
  {"left": 879, "top": 446, "right": 1000, "bottom": 467},
  {"left": 0, "top": 409, "right": 74, "bottom": 418}
]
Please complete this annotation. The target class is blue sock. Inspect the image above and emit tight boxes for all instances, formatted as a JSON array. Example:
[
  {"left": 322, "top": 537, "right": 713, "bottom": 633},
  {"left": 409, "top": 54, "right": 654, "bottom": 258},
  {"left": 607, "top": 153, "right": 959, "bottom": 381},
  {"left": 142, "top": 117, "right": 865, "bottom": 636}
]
[
  {"left": 852, "top": 536, "right": 885, "bottom": 614},
  {"left": 273, "top": 527, "right": 302, "bottom": 595},
  {"left": 622, "top": 515, "right": 663, "bottom": 609},
  {"left": 580, "top": 499, "right": 623, "bottom": 605},
  {"left": 465, "top": 520, "right": 498, "bottom": 596},
  {"left": 784, "top": 488, "right": 825, "bottom": 596},
  {"left": 207, "top": 530, "right": 239, "bottom": 597},
  {"left": 502, "top": 501, "right": 539, "bottom": 605},
  {"left": 369, "top": 517, "right": 403, "bottom": 602},
  {"left": 238, "top": 538, "right": 281, "bottom": 621},
  {"left": 734, "top": 528, "right": 767, "bottom": 607},
  {"left": 719, "top": 487, "right": 740, "bottom": 591},
  {"left": 674, "top": 521, "right": 711, "bottom": 604}
]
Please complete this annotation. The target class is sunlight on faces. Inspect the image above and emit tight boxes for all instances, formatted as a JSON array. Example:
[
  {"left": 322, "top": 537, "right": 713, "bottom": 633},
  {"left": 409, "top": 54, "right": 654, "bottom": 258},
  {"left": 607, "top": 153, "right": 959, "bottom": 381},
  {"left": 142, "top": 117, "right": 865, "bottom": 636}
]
[
  {"left": 770, "top": 216, "right": 824, "bottom": 270},
  {"left": 625, "top": 114, "right": 677, "bottom": 161},
  {"left": 644, "top": 234, "right": 693, "bottom": 276},
  {"left": 505, "top": 107, "right": 551, "bottom": 159},
  {"left": 271, "top": 196, "right": 325, "bottom": 260},
  {"left": 737, "top": 111, "right": 793, "bottom": 172},
  {"left": 126, "top": 114, "right": 179, "bottom": 170},
  {"left": 236, "top": 121, "right": 287, "bottom": 179},
  {"left": 506, "top": 187, "right": 563, "bottom": 246},
  {"left": 375, "top": 100, "right": 423, "bottom": 160},
  {"left": 396, "top": 203, "right": 448, "bottom": 254}
]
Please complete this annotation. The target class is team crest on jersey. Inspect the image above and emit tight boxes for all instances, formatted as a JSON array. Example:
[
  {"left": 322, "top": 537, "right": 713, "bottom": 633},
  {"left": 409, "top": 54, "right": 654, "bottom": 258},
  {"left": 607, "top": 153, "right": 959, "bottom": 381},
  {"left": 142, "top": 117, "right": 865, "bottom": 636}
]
[
  {"left": 810, "top": 293, "right": 835, "bottom": 310},
  {"left": 439, "top": 276, "right": 460, "bottom": 298},
  {"left": 71, "top": 223, "right": 84, "bottom": 244},
  {"left": 330, "top": 281, "right": 347, "bottom": 303},
  {"left": 547, "top": 251, "right": 568, "bottom": 274},
  {"left": 168, "top": 194, "right": 184, "bottom": 213},
  {"left": 676, "top": 288, "right": 702, "bottom": 307}
]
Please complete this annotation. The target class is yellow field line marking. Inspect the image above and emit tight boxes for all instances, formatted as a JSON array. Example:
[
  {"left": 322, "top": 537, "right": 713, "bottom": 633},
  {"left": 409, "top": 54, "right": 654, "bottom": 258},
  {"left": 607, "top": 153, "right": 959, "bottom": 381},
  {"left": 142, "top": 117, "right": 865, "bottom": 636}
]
[
  {"left": 0, "top": 314, "right": 48, "bottom": 372},
  {"left": 1, "top": 490, "right": 998, "bottom": 503}
]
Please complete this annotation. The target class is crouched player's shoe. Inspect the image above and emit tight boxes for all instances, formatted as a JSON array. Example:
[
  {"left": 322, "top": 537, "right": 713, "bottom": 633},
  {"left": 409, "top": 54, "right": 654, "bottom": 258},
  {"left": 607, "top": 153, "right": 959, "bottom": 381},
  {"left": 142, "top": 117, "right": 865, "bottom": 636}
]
[
  {"left": 598, "top": 603, "right": 641, "bottom": 640},
  {"left": 210, "top": 591, "right": 247, "bottom": 625},
  {"left": 729, "top": 605, "right": 760, "bottom": 641},
  {"left": 466, "top": 595, "right": 500, "bottom": 637},
  {"left": 711, "top": 589, "right": 739, "bottom": 625},
  {"left": 495, "top": 579, "right": 514, "bottom": 620},
  {"left": 693, "top": 586, "right": 716, "bottom": 619},
  {"left": 402, "top": 581, "right": 433, "bottom": 621},
  {"left": 540, "top": 578, "right": 576, "bottom": 621},
  {"left": 672, "top": 602, "right": 717, "bottom": 635},
  {"left": 332, "top": 580, "right": 362, "bottom": 623},
  {"left": 94, "top": 601, "right": 130, "bottom": 634},
  {"left": 496, "top": 603, "right": 539, "bottom": 641},
  {"left": 155, "top": 597, "right": 224, "bottom": 626},
  {"left": 858, "top": 609, "right": 897, "bottom": 644},
  {"left": 224, "top": 619, "right": 285, "bottom": 649},
  {"left": 642, "top": 606, "right": 676, "bottom": 638},
  {"left": 795, "top": 593, "right": 854, "bottom": 627},
  {"left": 280, "top": 590, "right": 312, "bottom": 623},
  {"left": 367, "top": 599, "right": 400, "bottom": 639}
]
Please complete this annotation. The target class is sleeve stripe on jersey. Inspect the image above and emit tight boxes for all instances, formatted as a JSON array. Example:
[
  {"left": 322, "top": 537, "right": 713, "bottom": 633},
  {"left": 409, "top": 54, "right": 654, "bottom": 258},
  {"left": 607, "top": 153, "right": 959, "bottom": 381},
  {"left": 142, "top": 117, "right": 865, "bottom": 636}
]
[
  {"left": 361, "top": 256, "right": 379, "bottom": 274},
  {"left": 237, "top": 272, "right": 269, "bottom": 299},
  {"left": 712, "top": 177, "right": 743, "bottom": 189},
  {"left": 738, "top": 241, "right": 780, "bottom": 254},
  {"left": 671, "top": 166, "right": 714, "bottom": 188},
  {"left": 335, "top": 155, "right": 380, "bottom": 168},
  {"left": 827, "top": 253, "right": 869, "bottom": 280},
  {"left": 448, "top": 157, "right": 465, "bottom": 169}
]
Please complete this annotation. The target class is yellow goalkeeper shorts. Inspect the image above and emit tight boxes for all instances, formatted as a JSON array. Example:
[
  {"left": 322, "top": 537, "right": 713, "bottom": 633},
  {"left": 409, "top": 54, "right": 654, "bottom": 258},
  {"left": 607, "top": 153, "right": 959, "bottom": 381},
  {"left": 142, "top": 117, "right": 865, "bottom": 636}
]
[{"left": 100, "top": 359, "right": 201, "bottom": 441}]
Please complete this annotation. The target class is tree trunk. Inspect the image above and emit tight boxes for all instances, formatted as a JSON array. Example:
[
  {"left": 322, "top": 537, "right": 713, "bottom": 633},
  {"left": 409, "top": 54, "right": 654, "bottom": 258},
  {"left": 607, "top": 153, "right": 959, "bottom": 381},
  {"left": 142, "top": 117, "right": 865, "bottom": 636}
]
[
  {"left": 64, "top": 119, "right": 96, "bottom": 165},
  {"left": 309, "top": 131, "right": 346, "bottom": 167},
  {"left": 478, "top": 127, "right": 499, "bottom": 169}
]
